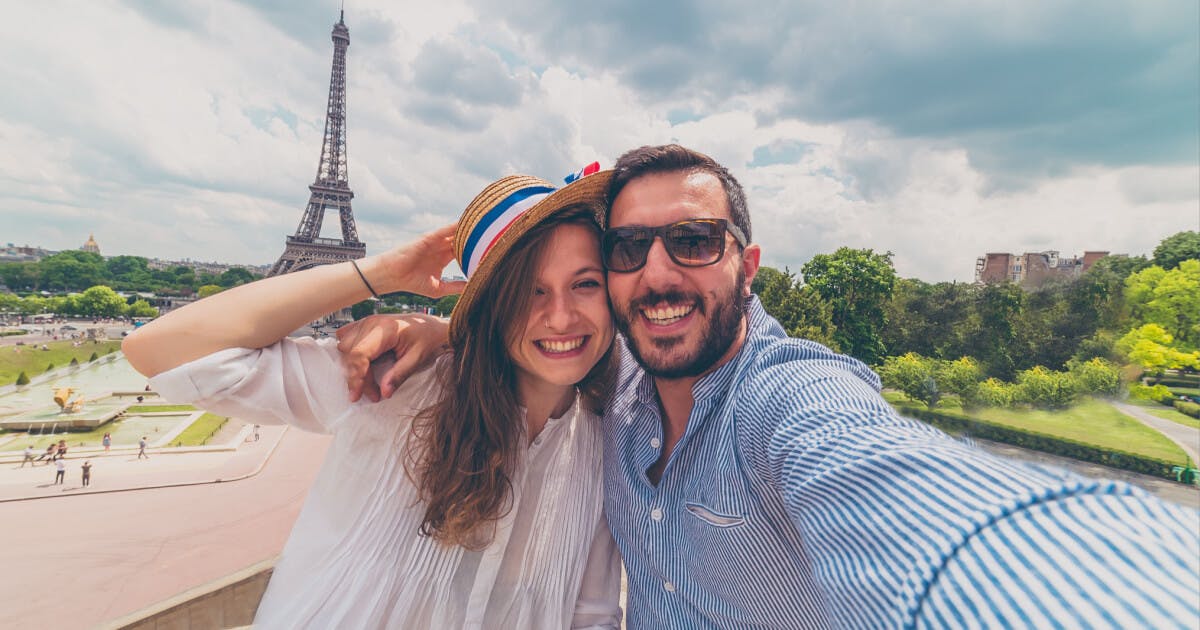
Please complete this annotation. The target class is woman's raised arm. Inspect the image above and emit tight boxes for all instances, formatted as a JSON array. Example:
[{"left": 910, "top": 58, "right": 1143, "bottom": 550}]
[{"left": 122, "top": 224, "right": 465, "bottom": 378}]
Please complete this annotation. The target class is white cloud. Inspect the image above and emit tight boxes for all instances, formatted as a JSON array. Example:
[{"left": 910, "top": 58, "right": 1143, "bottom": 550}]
[{"left": 1, "top": 0, "right": 1196, "bottom": 284}]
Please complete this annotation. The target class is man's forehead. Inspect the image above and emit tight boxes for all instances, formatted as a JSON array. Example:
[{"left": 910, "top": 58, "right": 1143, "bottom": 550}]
[{"left": 609, "top": 170, "right": 729, "bottom": 227}]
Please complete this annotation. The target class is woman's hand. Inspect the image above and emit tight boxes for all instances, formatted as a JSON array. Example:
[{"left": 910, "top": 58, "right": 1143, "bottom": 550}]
[{"left": 373, "top": 223, "right": 467, "bottom": 298}]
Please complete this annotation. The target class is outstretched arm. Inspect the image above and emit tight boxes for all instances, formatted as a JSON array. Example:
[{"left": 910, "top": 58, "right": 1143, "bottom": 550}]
[
  {"left": 743, "top": 356, "right": 1200, "bottom": 628},
  {"left": 122, "top": 224, "right": 466, "bottom": 378}
]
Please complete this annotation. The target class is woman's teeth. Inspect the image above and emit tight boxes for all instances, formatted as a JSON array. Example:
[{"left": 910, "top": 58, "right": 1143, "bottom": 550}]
[
  {"left": 536, "top": 337, "right": 585, "bottom": 353},
  {"left": 642, "top": 305, "right": 693, "bottom": 325}
]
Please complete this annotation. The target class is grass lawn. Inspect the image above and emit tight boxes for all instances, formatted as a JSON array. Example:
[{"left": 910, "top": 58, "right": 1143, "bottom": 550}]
[
  {"left": 1129, "top": 400, "right": 1200, "bottom": 430},
  {"left": 125, "top": 404, "right": 195, "bottom": 413},
  {"left": 1167, "top": 386, "right": 1200, "bottom": 397},
  {"left": 0, "top": 340, "right": 123, "bottom": 386},
  {"left": 173, "top": 413, "right": 228, "bottom": 447},
  {"left": 884, "top": 393, "right": 1187, "bottom": 463}
]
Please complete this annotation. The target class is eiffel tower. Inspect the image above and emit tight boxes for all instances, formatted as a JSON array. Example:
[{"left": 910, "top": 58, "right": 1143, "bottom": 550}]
[{"left": 268, "top": 11, "right": 364, "bottom": 277}]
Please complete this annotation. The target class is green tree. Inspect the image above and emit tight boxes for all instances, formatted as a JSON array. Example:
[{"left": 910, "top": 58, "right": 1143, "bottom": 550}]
[
  {"left": 0, "top": 262, "right": 39, "bottom": 291},
  {"left": 751, "top": 266, "right": 838, "bottom": 349},
  {"left": 218, "top": 267, "right": 257, "bottom": 287},
  {"left": 1067, "top": 357, "right": 1121, "bottom": 397},
  {"left": 435, "top": 294, "right": 460, "bottom": 316},
  {"left": 125, "top": 299, "right": 159, "bottom": 318},
  {"left": 38, "top": 251, "right": 107, "bottom": 291},
  {"left": 801, "top": 247, "right": 896, "bottom": 364},
  {"left": 1015, "top": 366, "right": 1078, "bottom": 410},
  {"left": 75, "top": 286, "right": 128, "bottom": 317},
  {"left": 197, "top": 285, "right": 224, "bottom": 299},
  {"left": 966, "top": 282, "right": 1025, "bottom": 379},
  {"left": 1125, "top": 261, "right": 1200, "bottom": 346},
  {"left": 1117, "top": 324, "right": 1200, "bottom": 374},
  {"left": 1152, "top": 231, "right": 1200, "bottom": 270},
  {"left": 879, "top": 353, "right": 942, "bottom": 408},
  {"left": 939, "top": 357, "right": 985, "bottom": 409},
  {"left": 351, "top": 300, "right": 376, "bottom": 321}
]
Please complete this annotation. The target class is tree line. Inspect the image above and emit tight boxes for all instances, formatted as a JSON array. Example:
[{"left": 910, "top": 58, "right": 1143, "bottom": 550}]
[
  {"left": 754, "top": 230, "right": 1200, "bottom": 410},
  {"left": 0, "top": 250, "right": 259, "bottom": 295}
]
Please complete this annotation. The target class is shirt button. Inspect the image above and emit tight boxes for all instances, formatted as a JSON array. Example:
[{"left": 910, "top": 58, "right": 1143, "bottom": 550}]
[
  {"left": 650, "top": 437, "right": 661, "bottom": 449},
  {"left": 625, "top": 417, "right": 632, "bottom": 425},
  {"left": 650, "top": 508, "right": 663, "bottom": 522},
  {"left": 532, "top": 436, "right": 543, "bottom": 446},
  {"left": 664, "top": 581, "right": 676, "bottom": 592}
]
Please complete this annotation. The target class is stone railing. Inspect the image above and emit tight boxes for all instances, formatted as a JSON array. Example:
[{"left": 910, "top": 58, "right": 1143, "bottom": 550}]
[{"left": 99, "top": 558, "right": 274, "bottom": 629}]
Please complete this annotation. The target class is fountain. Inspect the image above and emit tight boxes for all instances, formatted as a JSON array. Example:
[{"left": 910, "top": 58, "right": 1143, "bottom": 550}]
[{"left": 0, "top": 387, "right": 130, "bottom": 432}]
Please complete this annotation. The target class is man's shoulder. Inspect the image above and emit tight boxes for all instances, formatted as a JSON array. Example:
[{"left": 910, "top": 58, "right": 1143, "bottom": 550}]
[{"left": 740, "top": 334, "right": 882, "bottom": 393}]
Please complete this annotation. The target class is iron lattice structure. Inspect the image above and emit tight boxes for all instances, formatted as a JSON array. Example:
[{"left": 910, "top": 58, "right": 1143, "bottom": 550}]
[{"left": 268, "top": 12, "right": 364, "bottom": 277}]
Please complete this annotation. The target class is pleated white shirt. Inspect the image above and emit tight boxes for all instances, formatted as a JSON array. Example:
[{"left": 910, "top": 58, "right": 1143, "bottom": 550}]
[{"left": 149, "top": 337, "right": 622, "bottom": 629}]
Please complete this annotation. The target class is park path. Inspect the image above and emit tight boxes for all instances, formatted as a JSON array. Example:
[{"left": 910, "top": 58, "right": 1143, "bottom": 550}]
[
  {"left": 0, "top": 427, "right": 331, "bottom": 629},
  {"left": 1110, "top": 401, "right": 1200, "bottom": 466}
]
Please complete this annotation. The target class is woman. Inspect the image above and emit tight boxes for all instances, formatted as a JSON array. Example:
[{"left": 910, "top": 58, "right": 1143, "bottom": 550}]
[{"left": 122, "top": 169, "right": 622, "bottom": 629}]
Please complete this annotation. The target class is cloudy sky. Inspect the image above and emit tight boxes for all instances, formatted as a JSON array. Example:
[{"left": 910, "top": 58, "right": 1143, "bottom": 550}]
[{"left": 2, "top": 0, "right": 1197, "bottom": 282}]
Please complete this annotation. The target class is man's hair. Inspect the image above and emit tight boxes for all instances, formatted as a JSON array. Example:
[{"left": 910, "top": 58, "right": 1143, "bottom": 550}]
[{"left": 607, "top": 144, "right": 751, "bottom": 243}]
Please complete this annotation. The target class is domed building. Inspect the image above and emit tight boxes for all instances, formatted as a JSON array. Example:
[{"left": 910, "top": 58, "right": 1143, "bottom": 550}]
[{"left": 81, "top": 233, "right": 100, "bottom": 255}]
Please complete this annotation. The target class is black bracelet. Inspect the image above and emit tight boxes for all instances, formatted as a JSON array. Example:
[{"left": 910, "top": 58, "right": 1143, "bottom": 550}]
[{"left": 350, "top": 259, "right": 381, "bottom": 299}]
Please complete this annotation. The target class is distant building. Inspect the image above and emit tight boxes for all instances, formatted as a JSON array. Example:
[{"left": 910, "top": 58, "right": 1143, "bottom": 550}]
[
  {"left": 145, "top": 258, "right": 271, "bottom": 276},
  {"left": 975, "top": 250, "right": 1108, "bottom": 287},
  {"left": 81, "top": 233, "right": 101, "bottom": 255},
  {"left": 0, "top": 243, "right": 55, "bottom": 263}
]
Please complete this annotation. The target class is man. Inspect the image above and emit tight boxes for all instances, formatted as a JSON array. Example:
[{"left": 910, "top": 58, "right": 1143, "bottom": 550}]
[
  {"left": 20, "top": 444, "right": 35, "bottom": 467},
  {"left": 137, "top": 436, "right": 148, "bottom": 460},
  {"left": 53, "top": 457, "right": 65, "bottom": 485},
  {"left": 337, "top": 145, "right": 1198, "bottom": 628}
]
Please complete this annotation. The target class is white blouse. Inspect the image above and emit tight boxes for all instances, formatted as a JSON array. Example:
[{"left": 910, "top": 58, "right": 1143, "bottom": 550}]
[{"left": 150, "top": 337, "right": 621, "bottom": 629}]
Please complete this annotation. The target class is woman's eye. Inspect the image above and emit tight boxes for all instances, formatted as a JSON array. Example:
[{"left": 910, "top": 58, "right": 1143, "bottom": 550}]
[
  {"left": 575, "top": 279, "right": 601, "bottom": 289},
  {"left": 533, "top": 287, "right": 547, "bottom": 296}
]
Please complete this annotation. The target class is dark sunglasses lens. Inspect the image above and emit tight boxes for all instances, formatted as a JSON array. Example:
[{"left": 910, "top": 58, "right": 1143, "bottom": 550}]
[
  {"left": 666, "top": 221, "right": 724, "bottom": 265},
  {"left": 604, "top": 228, "right": 653, "bottom": 271}
]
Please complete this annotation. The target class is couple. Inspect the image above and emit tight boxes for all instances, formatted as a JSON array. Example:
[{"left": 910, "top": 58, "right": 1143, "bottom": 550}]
[{"left": 123, "top": 145, "right": 1198, "bottom": 629}]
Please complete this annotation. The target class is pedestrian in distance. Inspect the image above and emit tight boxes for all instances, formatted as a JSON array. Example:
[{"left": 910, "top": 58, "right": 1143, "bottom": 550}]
[
  {"left": 137, "top": 436, "right": 148, "bottom": 460},
  {"left": 37, "top": 443, "right": 56, "bottom": 464},
  {"left": 102, "top": 432, "right": 111, "bottom": 452},
  {"left": 252, "top": 424, "right": 261, "bottom": 442},
  {"left": 21, "top": 445, "right": 35, "bottom": 467},
  {"left": 54, "top": 458, "right": 65, "bottom": 485},
  {"left": 81, "top": 460, "right": 91, "bottom": 487}
]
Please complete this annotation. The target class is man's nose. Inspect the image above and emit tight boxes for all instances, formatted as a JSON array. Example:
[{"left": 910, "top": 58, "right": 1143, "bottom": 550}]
[{"left": 639, "top": 237, "right": 683, "bottom": 285}]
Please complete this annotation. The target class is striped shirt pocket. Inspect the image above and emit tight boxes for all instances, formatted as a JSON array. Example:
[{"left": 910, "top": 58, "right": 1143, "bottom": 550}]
[{"left": 685, "top": 502, "right": 746, "bottom": 528}]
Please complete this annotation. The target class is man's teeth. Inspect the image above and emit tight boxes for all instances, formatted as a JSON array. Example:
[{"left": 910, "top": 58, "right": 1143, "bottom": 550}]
[
  {"left": 642, "top": 304, "right": 694, "bottom": 325},
  {"left": 537, "top": 337, "right": 585, "bottom": 353}
]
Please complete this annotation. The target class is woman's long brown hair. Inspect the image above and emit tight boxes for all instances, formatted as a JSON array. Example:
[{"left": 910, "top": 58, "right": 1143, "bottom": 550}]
[{"left": 407, "top": 206, "right": 615, "bottom": 549}]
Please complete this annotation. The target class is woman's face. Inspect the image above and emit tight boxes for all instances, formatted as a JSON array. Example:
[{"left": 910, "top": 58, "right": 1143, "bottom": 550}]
[{"left": 507, "top": 222, "right": 614, "bottom": 393}]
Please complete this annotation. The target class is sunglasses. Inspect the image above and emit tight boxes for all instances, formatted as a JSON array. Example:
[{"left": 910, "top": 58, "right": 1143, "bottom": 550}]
[{"left": 602, "top": 218, "right": 748, "bottom": 273}]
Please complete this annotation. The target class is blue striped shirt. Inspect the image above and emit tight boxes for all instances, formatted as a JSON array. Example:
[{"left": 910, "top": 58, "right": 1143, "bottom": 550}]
[{"left": 603, "top": 297, "right": 1199, "bottom": 629}]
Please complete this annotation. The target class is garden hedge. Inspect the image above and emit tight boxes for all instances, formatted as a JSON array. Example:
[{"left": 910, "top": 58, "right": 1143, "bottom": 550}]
[{"left": 896, "top": 405, "right": 1183, "bottom": 481}]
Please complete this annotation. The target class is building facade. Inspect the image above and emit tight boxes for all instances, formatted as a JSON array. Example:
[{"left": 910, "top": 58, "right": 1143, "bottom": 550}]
[{"left": 975, "top": 250, "right": 1108, "bottom": 286}]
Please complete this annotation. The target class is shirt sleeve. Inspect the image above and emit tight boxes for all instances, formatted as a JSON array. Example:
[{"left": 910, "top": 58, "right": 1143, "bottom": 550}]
[
  {"left": 570, "top": 514, "right": 623, "bottom": 629},
  {"left": 738, "top": 351, "right": 1200, "bottom": 629},
  {"left": 148, "top": 337, "right": 353, "bottom": 434}
]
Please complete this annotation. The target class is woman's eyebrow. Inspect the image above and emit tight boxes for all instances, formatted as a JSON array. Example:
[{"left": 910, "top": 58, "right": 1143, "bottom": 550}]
[{"left": 573, "top": 265, "right": 604, "bottom": 276}]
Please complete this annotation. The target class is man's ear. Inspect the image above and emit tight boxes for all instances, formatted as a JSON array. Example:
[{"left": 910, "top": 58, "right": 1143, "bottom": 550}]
[{"left": 741, "top": 244, "right": 761, "bottom": 297}]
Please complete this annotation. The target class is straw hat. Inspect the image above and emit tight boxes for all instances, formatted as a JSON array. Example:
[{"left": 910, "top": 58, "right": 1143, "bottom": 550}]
[{"left": 449, "top": 164, "right": 612, "bottom": 345}]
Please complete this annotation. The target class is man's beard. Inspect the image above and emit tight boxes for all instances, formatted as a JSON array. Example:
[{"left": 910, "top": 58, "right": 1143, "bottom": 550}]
[{"left": 615, "top": 269, "right": 746, "bottom": 379}]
